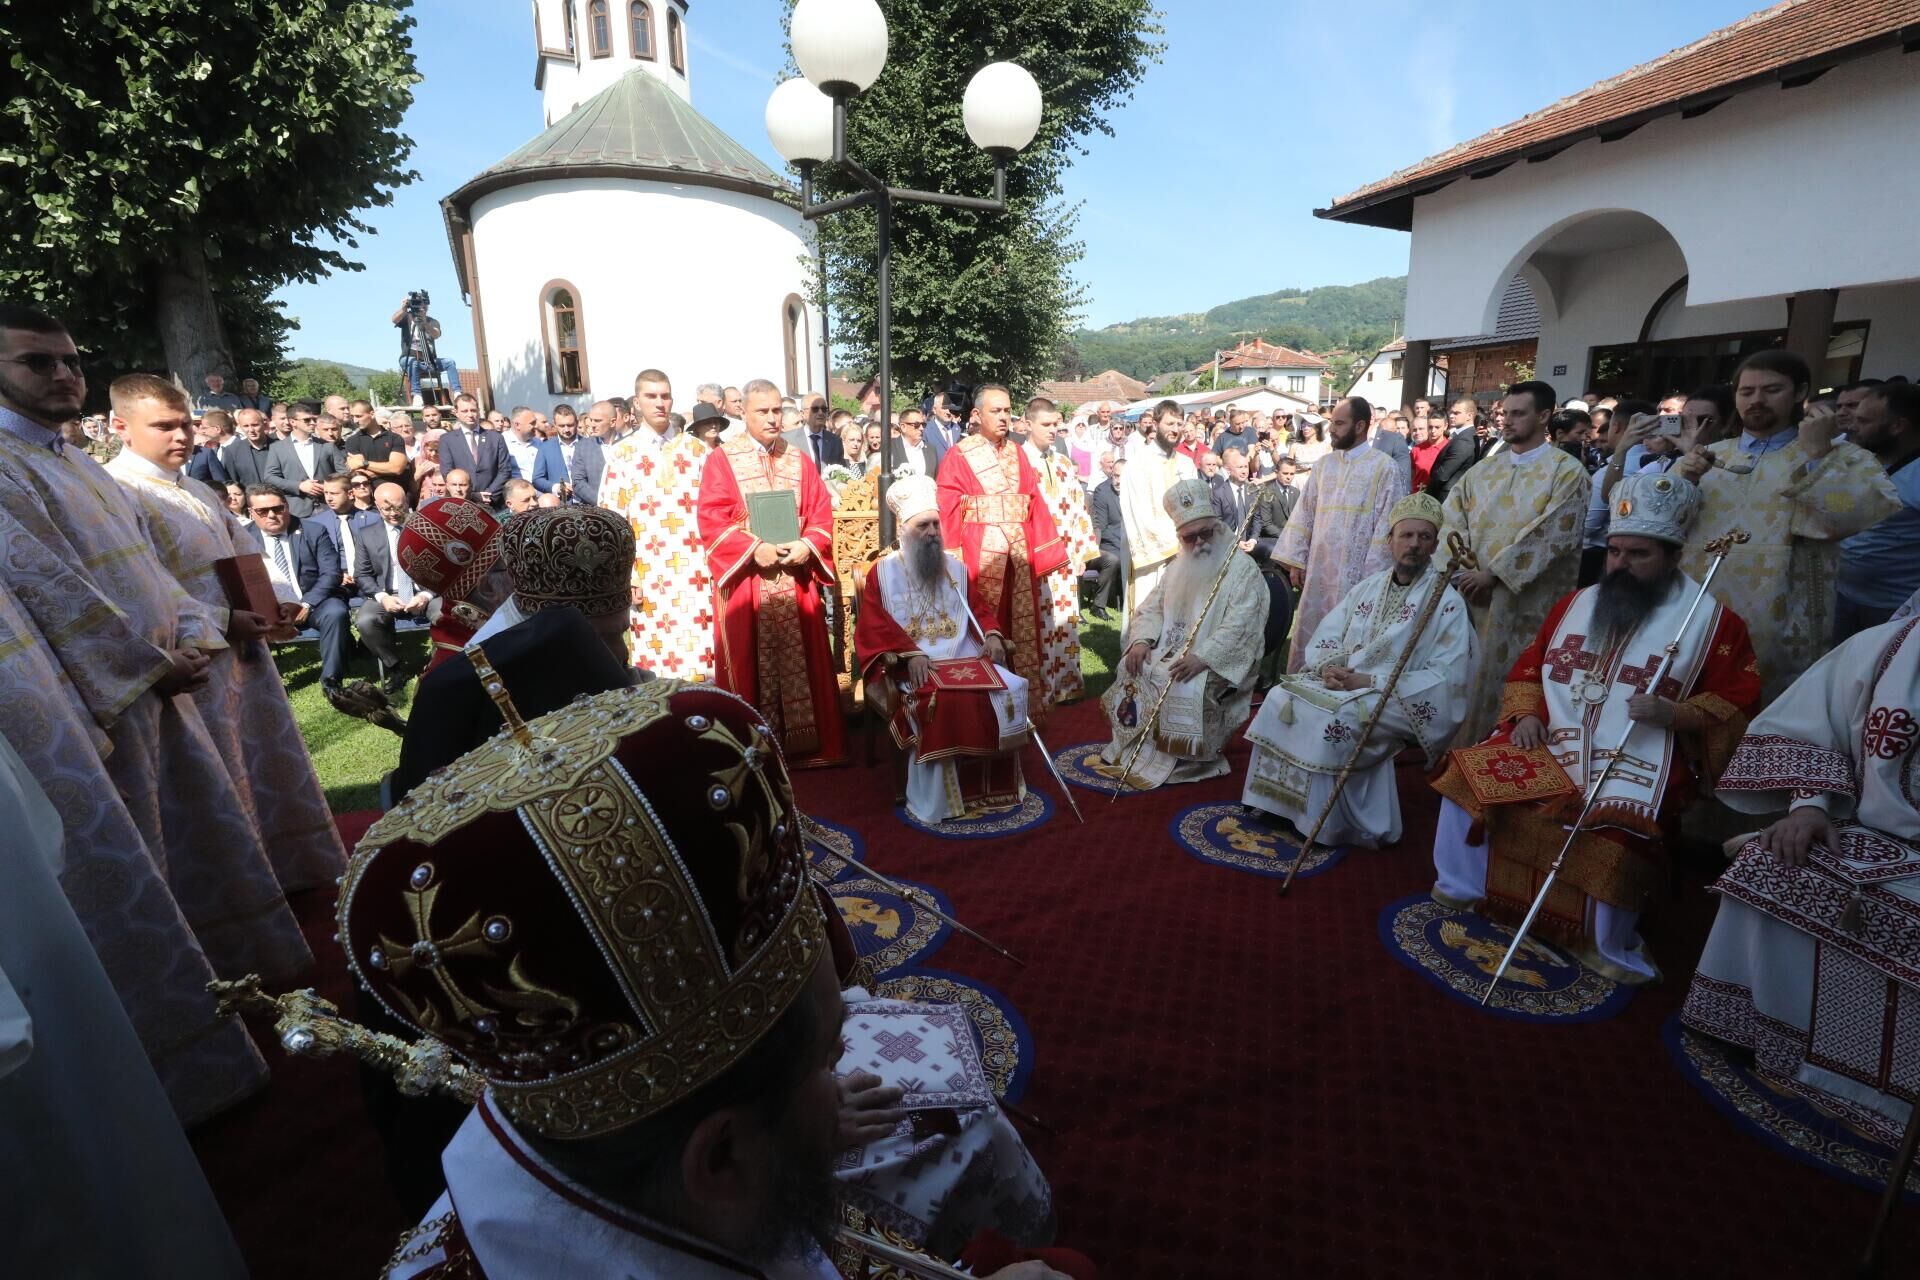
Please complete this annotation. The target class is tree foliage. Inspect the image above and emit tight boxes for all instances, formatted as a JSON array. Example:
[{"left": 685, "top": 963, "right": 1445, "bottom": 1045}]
[
  {"left": 0, "top": 1, "right": 419, "bottom": 390},
  {"left": 793, "top": 0, "right": 1163, "bottom": 398},
  {"left": 1071, "top": 275, "right": 1408, "bottom": 381},
  {"left": 367, "top": 369, "right": 405, "bottom": 405},
  {"left": 270, "top": 359, "right": 357, "bottom": 406}
]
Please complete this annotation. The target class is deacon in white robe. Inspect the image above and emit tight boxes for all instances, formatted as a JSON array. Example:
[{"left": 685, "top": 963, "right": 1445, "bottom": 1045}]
[
  {"left": 1244, "top": 493, "right": 1474, "bottom": 847},
  {"left": 1117, "top": 403, "right": 1198, "bottom": 620},
  {"left": 105, "top": 376, "right": 345, "bottom": 893},
  {"left": 855, "top": 476, "right": 1031, "bottom": 825},
  {"left": 1098, "top": 478, "right": 1269, "bottom": 790},
  {"left": 1682, "top": 614, "right": 1920, "bottom": 1144}
]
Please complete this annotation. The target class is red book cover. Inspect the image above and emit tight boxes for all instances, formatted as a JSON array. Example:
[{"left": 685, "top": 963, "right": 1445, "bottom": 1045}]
[{"left": 926, "top": 655, "right": 1006, "bottom": 692}]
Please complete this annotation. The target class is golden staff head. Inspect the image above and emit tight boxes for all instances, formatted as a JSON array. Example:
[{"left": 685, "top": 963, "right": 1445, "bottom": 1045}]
[
  {"left": 1701, "top": 528, "right": 1751, "bottom": 557},
  {"left": 1445, "top": 530, "right": 1479, "bottom": 572}
]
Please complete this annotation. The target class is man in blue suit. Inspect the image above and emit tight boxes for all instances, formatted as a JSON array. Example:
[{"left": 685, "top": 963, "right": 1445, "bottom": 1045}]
[
  {"left": 246, "top": 485, "right": 352, "bottom": 689},
  {"left": 531, "top": 404, "right": 590, "bottom": 503},
  {"left": 316, "top": 473, "right": 383, "bottom": 602},
  {"left": 438, "top": 393, "right": 515, "bottom": 507}
]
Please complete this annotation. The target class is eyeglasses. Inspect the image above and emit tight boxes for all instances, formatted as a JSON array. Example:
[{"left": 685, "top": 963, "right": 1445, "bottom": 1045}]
[
  {"left": 251, "top": 504, "right": 288, "bottom": 516},
  {"left": 3, "top": 352, "right": 84, "bottom": 378},
  {"left": 1177, "top": 529, "right": 1215, "bottom": 547},
  {"left": 350, "top": 478, "right": 372, "bottom": 487}
]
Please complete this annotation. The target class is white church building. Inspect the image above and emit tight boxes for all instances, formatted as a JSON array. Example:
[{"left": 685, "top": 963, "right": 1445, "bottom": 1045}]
[
  {"left": 441, "top": 0, "right": 823, "bottom": 411},
  {"left": 1319, "top": 0, "right": 1920, "bottom": 405}
]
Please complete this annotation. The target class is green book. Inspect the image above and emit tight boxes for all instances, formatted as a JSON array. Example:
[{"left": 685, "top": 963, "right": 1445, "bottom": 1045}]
[{"left": 747, "top": 488, "right": 802, "bottom": 544}]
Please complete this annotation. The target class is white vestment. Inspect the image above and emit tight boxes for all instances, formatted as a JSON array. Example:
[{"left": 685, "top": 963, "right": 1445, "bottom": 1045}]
[
  {"left": 391, "top": 1096, "right": 842, "bottom": 1280},
  {"left": 1683, "top": 617, "right": 1920, "bottom": 1142},
  {"left": 867, "top": 551, "right": 1029, "bottom": 825},
  {"left": 0, "top": 732, "right": 248, "bottom": 1279},
  {"left": 1117, "top": 445, "right": 1197, "bottom": 622},
  {"left": 1244, "top": 563, "right": 1473, "bottom": 847},
  {"left": 1098, "top": 549, "right": 1268, "bottom": 789}
]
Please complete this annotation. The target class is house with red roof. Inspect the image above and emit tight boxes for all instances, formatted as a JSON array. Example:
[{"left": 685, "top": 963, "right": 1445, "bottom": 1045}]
[{"left": 1318, "top": 0, "right": 1920, "bottom": 401}]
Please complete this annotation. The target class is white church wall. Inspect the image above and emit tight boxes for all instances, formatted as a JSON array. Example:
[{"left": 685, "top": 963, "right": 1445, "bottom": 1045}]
[
  {"left": 1532, "top": 238, "right": 1688, "bottom": 400},
  {"left": 468, "top": 176, "right": 820, "bottom": 413},
  {"left": 1403, "top": 49, "right": 1920, "bottom": 344}
]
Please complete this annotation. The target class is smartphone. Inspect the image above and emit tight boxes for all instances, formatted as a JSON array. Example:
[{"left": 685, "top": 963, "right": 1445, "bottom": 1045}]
[{"left": 1655, "top": 413, "right": 1685, "bottom": 438}]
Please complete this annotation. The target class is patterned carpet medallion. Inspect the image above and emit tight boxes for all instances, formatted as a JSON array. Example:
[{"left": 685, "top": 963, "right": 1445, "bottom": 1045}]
[
  {"left": 802, "top": 814, "right": 867, "bottom": 874},
  {"left": 1667, "top": 1019, "right": 1920, "bottom": 1198},
  {"left": 1051, "top": 741, "right": 1130, "bottom": 795},
  {"left": 897, "top": 789, "right": 1053, "bottom": 840},
  {"left": 826, "top": 875, "right": 953, "bottom": 976},
  {"left": 1170, "top": 802, "right": 1346, "bottom": 881},
  {"left": 872, "top": 969, "right": 1035, "bottom": 1104},
  {"left": 1378, "top": 894, "right": 1634, "bottom": 1022}
]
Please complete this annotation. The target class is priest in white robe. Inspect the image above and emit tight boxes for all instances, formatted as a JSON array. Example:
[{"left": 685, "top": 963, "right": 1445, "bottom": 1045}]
[
  {"left": 1097, "top": 478, "right": 1269, "bottom": 790},
  {"left": 1682, "top": 614, "right": 1920, "bottom": 1144},
  {"left": 104, "top": 373, "right": 346, "bottom": 893},
  {"left": 855, "top": 476, "right": 1031, "bottom": 825},
  {"left": 1243, "top": 493, "right": 1474, "bottom": 847},
  {"left": 1118, "top": 400, "right": 1198, "bottom": 620}
]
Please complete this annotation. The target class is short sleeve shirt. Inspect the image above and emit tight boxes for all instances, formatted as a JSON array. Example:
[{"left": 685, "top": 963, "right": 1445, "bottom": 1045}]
[{"left": 344, "top": 429, "right": 405, "bottom": 466}]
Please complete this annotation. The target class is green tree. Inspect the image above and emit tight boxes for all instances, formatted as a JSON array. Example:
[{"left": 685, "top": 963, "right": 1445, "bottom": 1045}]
[
  {"left": 0, "top": 2, "right": 418, "bottom": 393},
  {"left": 367, "top": 369, "right": 405, "bottom": 405},
  {"left": 271, "top": 359, "right": 357, "bottom": 406},
  {"left": 795, "top": 0, "right": 1162, "bottom": 394}
]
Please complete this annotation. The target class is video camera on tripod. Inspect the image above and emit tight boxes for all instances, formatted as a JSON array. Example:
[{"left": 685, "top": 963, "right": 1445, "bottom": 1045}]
[{"left": 395, "top": 290, "right": 456, "bottom": 407}]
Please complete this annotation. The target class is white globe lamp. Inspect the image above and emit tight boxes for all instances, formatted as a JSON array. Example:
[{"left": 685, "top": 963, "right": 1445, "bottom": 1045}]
[
  {"left": 766, "top": 77, "right": 835, "bottom": 165},
  {"left": 790, "top": 0, "right": 889, "bottom": 97},
  {"left": 962, "top": 62, "right": 1043, "bottom": 155}
]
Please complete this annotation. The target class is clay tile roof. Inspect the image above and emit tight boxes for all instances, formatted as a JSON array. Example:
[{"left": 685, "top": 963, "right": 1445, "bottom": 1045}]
[
  {"left": 1038, "top": 369, "right": 1150, "bottom": 406},
  {"left": 1319, "top": 0, "right": 1920, "bottom": 231},
  {"left": 1195, "top": 339, "right": 1329, "bottom": 375}
]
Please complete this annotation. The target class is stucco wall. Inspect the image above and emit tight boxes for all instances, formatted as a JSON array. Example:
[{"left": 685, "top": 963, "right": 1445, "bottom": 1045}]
[
  {"left": 1403, "top": 47, "right": 1920, "bottom": 343},
  {"left": 467, "top": 176, "right": 820, "bottom": 413}
]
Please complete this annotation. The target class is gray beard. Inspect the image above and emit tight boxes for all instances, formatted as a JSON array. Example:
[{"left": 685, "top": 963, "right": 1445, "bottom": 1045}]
[
  {"left": 1592, "top": 566, "right": 1680, "bottom": 648},
  {"left": 1163, "top": 538, "right": 1227, "bottom": 630},
  {"left": 905, "top": 533, "right": 947, "bottom": 587}
]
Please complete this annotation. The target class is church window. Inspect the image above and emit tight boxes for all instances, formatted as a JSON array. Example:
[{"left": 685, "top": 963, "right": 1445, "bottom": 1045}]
[
  {"left": 562, "top": 0, "right": 577, "bottom": 53},
  {"left": 668, "top": 7, "right": 685, "bottom": 73},
  {"left": 629, "top": 2, "right": 654, "bottom": 59},
  {"left": 588, "top": 0, "right": 611, "bottom": 58},
  {"left": 782, "top": 295, "right": 809, "bottom": 396},
  {"left": 542, "top": 282, "right": 590, "bottom": 395}
]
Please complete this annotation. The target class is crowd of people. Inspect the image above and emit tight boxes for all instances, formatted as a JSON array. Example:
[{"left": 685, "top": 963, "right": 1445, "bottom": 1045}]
[{"left": 5, "top": 288, "right": 1919, "bottom": 1277}]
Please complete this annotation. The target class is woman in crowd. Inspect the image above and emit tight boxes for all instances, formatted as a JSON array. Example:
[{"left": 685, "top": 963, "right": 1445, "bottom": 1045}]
[
  {"left": 1289, "top": 417, "right": 1329, "bottom": 477},
  {"left": 413, "top": 428, "right": 445, "bottom": 497},
  {"left": 224, "top": 482, "right": 250, "bottom": 523}
]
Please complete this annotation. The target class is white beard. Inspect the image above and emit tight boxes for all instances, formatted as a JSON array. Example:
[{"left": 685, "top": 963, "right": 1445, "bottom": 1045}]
[{"left": 1162, "top": 539, "right": 1227, "bottom": 634}]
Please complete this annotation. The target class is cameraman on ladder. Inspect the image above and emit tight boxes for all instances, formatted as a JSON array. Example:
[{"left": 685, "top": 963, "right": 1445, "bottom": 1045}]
[{"left": 391, "top": 291, "right": 461, "bottom": 406}]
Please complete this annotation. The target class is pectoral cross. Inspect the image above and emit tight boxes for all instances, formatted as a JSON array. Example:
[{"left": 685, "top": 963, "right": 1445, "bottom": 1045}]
[
  {"left": 1616, "top": 654, "right": 1682, "bottom": 700},
  {"left": 1541, "top": 634, "right": 1598, "bottom": 686}
]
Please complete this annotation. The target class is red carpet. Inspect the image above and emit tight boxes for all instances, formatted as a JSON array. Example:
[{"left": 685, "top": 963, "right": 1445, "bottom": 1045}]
[{"left": 192, "top": 704, "right": 1917, "bottom": 1277}]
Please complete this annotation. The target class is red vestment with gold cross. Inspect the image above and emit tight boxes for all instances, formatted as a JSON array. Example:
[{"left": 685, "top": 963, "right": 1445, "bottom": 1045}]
[
  {"left": 935, "top": 435, "right": 1067, "bottom": 721},
  {"left": 697, "top": 437, "right": 847, "bottom": 767}
]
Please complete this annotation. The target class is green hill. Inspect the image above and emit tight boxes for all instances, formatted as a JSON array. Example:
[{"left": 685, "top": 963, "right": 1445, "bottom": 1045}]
[{"left": 1060, "top": 276, "right": 1406, "bottom": 388}]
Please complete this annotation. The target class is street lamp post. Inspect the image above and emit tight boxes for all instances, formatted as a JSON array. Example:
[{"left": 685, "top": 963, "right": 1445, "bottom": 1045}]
[{"left": 765, "top": 0, "right": 1043, "bottom": 544}]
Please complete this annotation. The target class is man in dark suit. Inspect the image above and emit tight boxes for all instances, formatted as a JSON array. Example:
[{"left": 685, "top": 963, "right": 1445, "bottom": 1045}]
[
  {"left": 569, "top": 399, "right": 620, "bottom": 504},
  {"left": 1085, "top": 450, "right": 1128, "bottom": 619},
  {"left": 781, "top": 395, "right": 844, "bottom": 470},
  {"left": 926, "top": 390, "right": 967, "bottom": 452},
  {"left": 246, "top": 485, "right": 352, "bottom": 688},
  {"left": 263, "top": 403, "right": 343, "bottom": 517},
  {"left": 887, "top": 405, "right": 946, "bottom": 475},
  {"left": 186, "top": 415, "right": 228, "bottom": 487},
  {"left": 531, "top": 404, "right": 590, "bottom": 502},
  {"left": 219, "top": 407, "right": 275, "bottom": 490},
  {"left": 438, "top": 392, "right": 514, "bottom": 507},
  {"left": 1247, "top": 455, "right": 1300, "bottom": 680},
  {"left": 353, "top": 482, "right": 436, "bottom": 691},
  {"left": 316, "top": 473, "right": 383, "bottom": 601},
  {"left": 1209, "top": 443, "right": 1258, "bottom": 536},
  {"left": 1425, "top": 396, "right": 1482, "bottom": 503}
]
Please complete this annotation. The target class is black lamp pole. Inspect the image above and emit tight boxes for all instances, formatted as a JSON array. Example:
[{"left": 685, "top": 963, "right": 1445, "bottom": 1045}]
[{"left": 797, "top": 94, "right": 1010, "bottom": 546}]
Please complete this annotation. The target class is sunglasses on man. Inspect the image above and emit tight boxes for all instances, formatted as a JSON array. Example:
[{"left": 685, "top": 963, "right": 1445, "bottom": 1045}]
[
  {"left": 251, "top": 503, "right": 288, "bottom": 516},
  {"left": 4, "top": 352, "right": 84, "bottom": 377}
]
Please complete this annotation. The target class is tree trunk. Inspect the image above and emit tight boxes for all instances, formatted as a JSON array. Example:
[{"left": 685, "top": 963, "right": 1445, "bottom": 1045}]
[{"left": 152, "top": 237, "right": 234, "bottom": 392}]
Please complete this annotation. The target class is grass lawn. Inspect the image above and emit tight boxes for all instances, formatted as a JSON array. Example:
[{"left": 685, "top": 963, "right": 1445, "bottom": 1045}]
[
  {"left": 276, "top": 632, "right": 430, "bottom": 814},
  {"left": 284, "top": 606, "right": 1125, "bottom": 815}
]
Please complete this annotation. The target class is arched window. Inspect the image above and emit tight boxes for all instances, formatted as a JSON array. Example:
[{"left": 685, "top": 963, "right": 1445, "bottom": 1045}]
[
  {"left": 667, "top": 7, "right": 685, "bottom": 73},
  {"left": 782, "top": 295, "right": 809, "bottom": 396},
  {"left": 542, "top": 282, "right": 590, "bottom": 395},
  {"left": 629, "top": 1, "right": 654, "bottom": 59},
  {"left": 588, "top": 0, "right": 611, "bottom": 58}
]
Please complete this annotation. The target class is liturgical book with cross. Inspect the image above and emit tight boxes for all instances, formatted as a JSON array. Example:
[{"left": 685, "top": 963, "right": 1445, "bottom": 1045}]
[{"left": 746, "top": 489, "right": 802, "bottom": 544}]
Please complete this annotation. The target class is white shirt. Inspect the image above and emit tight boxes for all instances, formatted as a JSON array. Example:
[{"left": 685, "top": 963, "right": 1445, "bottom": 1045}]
[
  {"left": 291, "top": 435, "right": 318, "bottom": 478},
  {"left": 505, "top": 434, "right": 540, "bottom": 482},
  {"left": 383, "top": 522, "right": 417, "bottom": 599},
  {"left": 257, "top": 530, "right": 304, "bottom": 605}
]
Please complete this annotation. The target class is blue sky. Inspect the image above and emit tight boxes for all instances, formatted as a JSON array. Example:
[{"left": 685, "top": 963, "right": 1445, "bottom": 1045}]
[{"left": 276, "top": 0, "right": 1764, "bottom": 367}]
